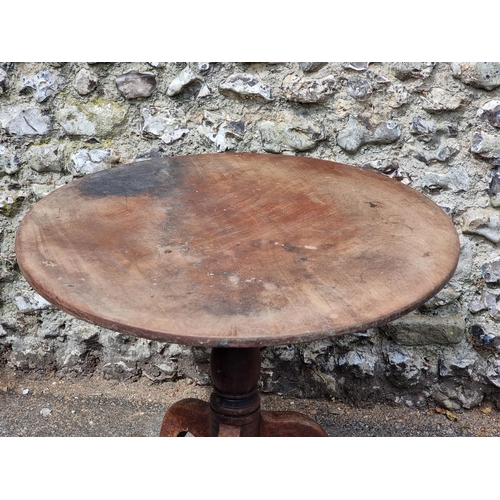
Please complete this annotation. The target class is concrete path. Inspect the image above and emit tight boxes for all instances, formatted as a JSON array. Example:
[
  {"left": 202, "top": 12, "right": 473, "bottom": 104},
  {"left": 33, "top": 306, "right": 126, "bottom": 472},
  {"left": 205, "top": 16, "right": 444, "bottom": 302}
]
[{"left": 2, "top": 367, "right": 500, "bottom": 437}]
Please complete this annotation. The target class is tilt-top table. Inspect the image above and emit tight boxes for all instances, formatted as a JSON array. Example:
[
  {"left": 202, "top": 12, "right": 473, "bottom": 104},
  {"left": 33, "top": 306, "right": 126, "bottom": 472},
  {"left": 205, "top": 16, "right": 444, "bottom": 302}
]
[{"left": 15, "top": 153, "right": 460, "bottom": 436}]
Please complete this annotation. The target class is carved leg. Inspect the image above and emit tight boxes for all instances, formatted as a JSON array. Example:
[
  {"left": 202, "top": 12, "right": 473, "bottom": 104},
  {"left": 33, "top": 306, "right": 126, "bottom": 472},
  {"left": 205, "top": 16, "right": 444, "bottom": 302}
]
[
  {"left": 159, "top": 398, "right": 211, "bottom": 437},
  {"left": 260, "top": 410, "right": 328, "bottom": 437}
]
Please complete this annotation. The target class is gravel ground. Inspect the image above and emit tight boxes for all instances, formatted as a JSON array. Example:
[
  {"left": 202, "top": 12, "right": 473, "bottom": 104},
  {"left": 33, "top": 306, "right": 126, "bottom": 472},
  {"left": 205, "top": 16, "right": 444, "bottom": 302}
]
[{"left": 2, "top": 366, "right": 500, "bottom": 437}]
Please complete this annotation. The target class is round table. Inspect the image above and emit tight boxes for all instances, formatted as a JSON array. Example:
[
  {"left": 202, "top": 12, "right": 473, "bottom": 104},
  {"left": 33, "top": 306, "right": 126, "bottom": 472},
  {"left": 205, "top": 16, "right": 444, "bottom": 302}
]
[{"left": 15, "top": 153, "right": 460, "bottom": 436}]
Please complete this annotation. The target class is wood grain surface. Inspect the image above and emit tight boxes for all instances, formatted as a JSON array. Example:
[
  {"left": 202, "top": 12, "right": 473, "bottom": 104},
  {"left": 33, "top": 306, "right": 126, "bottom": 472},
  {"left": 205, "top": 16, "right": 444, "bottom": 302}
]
[{"left": 15, "top": 153, "right": 460, "bottom": 347}]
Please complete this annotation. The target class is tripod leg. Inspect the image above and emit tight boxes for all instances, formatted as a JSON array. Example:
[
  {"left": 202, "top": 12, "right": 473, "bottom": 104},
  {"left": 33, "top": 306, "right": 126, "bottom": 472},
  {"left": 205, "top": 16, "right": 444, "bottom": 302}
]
[
  {"left": 159, "top": 398, "right": 211, "bottom": 437},
  {"left": 260, "top": 410, "right": 328, "bottom": 437}
]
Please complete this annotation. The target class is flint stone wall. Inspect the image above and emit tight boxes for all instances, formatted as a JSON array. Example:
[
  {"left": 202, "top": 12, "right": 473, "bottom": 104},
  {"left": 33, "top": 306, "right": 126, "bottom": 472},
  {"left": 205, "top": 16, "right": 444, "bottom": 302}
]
[{"left": 2, "top": 62, "right": 500, "bottom": 411}]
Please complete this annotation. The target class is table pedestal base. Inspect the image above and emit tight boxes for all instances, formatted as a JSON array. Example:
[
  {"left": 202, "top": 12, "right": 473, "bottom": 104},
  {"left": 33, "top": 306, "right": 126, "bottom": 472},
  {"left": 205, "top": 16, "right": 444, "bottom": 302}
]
[
  {"left": 159, "top": 347, "right": 327, "bottom": 437},
  {"left": 160, "top": 399, "right": 327, "bottom": 437}
]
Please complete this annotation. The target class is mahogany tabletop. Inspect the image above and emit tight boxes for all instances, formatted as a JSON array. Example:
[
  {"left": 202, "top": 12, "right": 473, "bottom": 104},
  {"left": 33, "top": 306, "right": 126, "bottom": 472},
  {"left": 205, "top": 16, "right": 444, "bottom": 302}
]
[{"left": 16, "top": 153, "right": 460, "bottom": 347}]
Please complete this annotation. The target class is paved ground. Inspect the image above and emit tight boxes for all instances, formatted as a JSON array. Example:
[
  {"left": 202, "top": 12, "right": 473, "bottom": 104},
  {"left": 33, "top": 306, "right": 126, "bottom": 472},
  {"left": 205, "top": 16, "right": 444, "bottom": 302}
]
[{"left": 2, "top": 366, "right": 500, "bottom": 437}]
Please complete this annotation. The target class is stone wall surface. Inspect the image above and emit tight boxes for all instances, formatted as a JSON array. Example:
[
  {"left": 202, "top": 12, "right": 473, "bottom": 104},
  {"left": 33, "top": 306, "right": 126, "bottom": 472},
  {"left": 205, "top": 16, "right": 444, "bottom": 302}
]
[{"left": 1, "top": 61, "right": 500, "bottom": 410}]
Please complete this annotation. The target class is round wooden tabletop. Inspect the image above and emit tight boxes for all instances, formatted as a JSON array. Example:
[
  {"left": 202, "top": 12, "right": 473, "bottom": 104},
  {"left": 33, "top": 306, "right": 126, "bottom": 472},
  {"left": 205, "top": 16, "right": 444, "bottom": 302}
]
[{"left": 16, "top": 153, "right": 460, "bottom": 347}]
